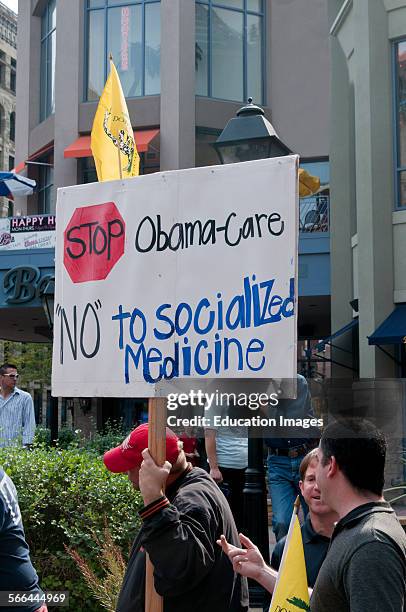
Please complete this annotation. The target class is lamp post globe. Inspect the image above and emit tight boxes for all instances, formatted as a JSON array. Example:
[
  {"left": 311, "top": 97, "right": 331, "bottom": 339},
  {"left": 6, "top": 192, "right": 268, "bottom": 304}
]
[{"left": 213, "top": 97, "right": 291, "bottom": 165}]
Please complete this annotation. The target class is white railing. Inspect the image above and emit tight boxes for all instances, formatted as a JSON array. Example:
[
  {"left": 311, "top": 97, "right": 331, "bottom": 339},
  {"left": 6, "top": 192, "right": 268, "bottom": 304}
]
[{"left": 299, "top": 194, "right": 329, "bottom": 233}]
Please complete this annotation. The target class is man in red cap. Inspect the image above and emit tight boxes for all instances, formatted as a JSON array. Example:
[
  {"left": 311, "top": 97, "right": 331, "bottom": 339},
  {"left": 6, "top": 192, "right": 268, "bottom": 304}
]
[{"left": 104, "top": 423, "right": 249, "bottom": 612}]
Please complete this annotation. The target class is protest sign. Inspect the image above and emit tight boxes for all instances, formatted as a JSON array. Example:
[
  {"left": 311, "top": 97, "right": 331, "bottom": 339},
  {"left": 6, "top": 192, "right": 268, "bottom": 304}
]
[{"left": 52, "top": 156, "right": 298, "bottom": 397}]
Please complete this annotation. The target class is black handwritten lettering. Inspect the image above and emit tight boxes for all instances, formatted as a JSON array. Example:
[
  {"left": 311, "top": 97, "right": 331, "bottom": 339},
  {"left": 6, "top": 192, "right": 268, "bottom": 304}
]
[
  {"left": 65, "top": 219, "right": 124, "bottom": 260},
  {"left": 58, "top": 302, "right": 101, "bottom": 363},
  {"left": 133, "top": 211, "right": 285, "bottom": 254}
]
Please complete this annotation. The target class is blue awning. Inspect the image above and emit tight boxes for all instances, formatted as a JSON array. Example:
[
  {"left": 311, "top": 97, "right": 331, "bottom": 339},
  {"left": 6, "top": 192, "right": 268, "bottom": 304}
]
[
  {"left": 368, "top": 305, "right": 406, "bottom": 345},
  {"left": 315, "top": 318, "right": 358, "bottom": 352}
]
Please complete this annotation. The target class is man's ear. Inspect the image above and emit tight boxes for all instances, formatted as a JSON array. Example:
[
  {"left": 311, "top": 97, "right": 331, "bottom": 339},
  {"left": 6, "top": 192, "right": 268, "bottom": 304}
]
[
  {"left": 299, "top": 480, "right": 304, "bottom": 497},
  {"left": 327, "top": 456, "right": 338, "bottom": 478}
]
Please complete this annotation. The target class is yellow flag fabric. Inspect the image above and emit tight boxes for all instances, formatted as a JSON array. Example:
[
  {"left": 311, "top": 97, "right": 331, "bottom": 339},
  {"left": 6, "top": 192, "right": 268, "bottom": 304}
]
[
  {"left": 298, "top": 168, "right": 320, "bottom": 198},
  {"left": 91, "top": 59, "right": 140, "bottom": 181},
  {"left": 269, "top": 515, "right": 310, "bottom": 612}
]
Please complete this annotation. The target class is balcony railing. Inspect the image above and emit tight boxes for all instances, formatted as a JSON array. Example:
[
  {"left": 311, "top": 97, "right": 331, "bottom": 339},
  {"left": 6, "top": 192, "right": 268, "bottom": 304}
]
[{"left": 299, "top": 194, "right": 330, "bottom": 233}]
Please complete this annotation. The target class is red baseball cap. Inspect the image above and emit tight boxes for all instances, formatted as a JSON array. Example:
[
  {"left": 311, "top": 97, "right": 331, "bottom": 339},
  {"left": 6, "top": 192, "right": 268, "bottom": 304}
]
[{"left": 103, "top": 423, "right": 180, "bottom": 473}]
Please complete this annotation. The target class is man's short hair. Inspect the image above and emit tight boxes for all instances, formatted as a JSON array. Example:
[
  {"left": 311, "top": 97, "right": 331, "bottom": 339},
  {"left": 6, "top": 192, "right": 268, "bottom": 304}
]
[
  {"left": 320, "top": 419, "right": 387, "bottom": 496},
  {"left": 299, "top": 448, "right": 319, "bottom": 481},
  {"left": 0, "top": 363, "right": 17, "bottom": 376}
]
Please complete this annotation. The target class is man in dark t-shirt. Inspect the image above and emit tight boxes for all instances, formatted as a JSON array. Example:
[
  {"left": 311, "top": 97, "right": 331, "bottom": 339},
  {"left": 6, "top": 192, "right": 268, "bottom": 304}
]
[{"left": 0, "top": 467, "right": 47, "bottom": 612}]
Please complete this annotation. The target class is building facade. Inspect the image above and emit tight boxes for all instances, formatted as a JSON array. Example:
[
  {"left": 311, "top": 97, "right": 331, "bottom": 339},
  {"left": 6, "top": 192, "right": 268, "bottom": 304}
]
[
  {"left": 0, "top": 0, "right": 16, "bottom": 217},
  {"left": 329, "top": 0, "right": 406, "bottom": 378},
  {"left": 9, "top": 0, "right": 331, "bottom": 428},
  {"left": 327, "top": 0, "right": 406, "bottom": 490}
]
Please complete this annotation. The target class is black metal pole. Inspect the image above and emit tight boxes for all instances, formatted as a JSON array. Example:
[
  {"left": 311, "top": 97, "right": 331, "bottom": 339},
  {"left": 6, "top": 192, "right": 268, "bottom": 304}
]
[
  {"left": 50, "top": 394, "right": 58, "bottom": 445},
  {"left": 243, "top": 434, "right": 269, "bottom": 607}
]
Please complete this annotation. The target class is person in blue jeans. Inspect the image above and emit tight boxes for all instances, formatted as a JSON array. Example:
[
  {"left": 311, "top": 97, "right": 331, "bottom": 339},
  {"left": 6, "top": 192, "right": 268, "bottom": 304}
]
[{"left": 265, "top": 375, "right": 320, "bottom": 541}]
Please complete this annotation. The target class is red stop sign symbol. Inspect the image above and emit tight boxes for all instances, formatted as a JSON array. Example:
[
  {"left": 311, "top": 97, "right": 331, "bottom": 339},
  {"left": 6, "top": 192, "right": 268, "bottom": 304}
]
[{"left": 64, "top": 202, "right": 125, "bottom": 283}]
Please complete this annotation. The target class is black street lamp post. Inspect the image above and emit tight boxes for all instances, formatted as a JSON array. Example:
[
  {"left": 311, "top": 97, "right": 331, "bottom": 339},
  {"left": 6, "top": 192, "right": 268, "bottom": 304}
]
[
  {"left": 42, "top": 278, "right": 55, "bottom": 331},
  {"left": 41, "top": 278, "right": 58, "bottom": 444},
  {"left": 213, "top": 98, "right": 291, "bottom": 607}
]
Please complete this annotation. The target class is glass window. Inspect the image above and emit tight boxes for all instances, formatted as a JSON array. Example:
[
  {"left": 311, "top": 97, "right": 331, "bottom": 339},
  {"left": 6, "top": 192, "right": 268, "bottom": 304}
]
[
  {"left": 196, "top": 4, "right": 209, "bottom": 96},
  {"left": 38, "top": 161, "right": 54, "bottom": 214},
  {"left": 40, "top": 0, "right": 56, "bottom": 121},
  {"left": 395, "top": 41, "right": 406, "bottom": 208},
  {"left": 399, "top": 170, "right": 406, "bottom": 208},
  {"left": 8, "top": 155, "right": 14, "bottom": 171},
  {"left": 107, "top": 4, "right": 142, "bottom": 97},
  {"left": 87, "top": 10, "right": 105, "bottom": 101},
  {"left": 216, "top": 0, "right": 243, "bottom": 8},
  {"left": 247, "top": 14, "right": 262, "bottom": 104},
  {"left": 247, "top": 0, "right": 262, "bottom": 11},
  {"left": 195, "top": 127, "right": 221, "bottom": 167},
  {"left": 79, "top": 153, "right": 158, "bottom": 181},
  {"left": 0, "top": 104, "right": 5, "bottom": 133},
  {"left": 196, "top": 0, "right": 264, "bottom": 103},
  {"left": 79, "top": 158, "right": 98, "bottom": 184},
  {"left": 0, "top": 51, "right": 5, "bottom": 88},
  {"left": 9, "top": 112, "right": 15, "bottom": 142},
  {"left": 299, "top": 161, "right": 330, "bottom": 234},
  {"left": 145, "top": 2, "right": 161, "bottom": 95},
  {"left": 85, "top": 0, "right": 161, "bottom": 101},
  {"left": 212, "top": 8, "right": 243, "bottom": 100},
  {"left": 10, "top": 58, "right": 16, "bottom": 92}
]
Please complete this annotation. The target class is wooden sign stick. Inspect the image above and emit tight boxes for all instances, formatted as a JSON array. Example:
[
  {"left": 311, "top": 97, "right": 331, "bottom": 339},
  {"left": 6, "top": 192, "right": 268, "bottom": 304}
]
[{"left": 145, "top": 397, "right": 167, "bottom": 612}]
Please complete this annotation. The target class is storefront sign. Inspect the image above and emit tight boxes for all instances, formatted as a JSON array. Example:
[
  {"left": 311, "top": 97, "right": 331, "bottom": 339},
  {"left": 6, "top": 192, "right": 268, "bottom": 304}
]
[
  {"left": 0, "top": 215, "right": 56, "bottom": 250},
  {"left": 3, "top": 265, "right": 54, "bottom": 304}
]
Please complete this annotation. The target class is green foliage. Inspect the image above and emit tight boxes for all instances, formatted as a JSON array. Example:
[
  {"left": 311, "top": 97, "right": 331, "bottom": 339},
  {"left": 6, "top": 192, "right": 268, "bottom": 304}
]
[
  {"left": 287, "top": 597, "right": 311, "bottom": 611},
  {"left": 55, "top": 427, "right": 81, "bottom": 449},
  {"left": 67, "top": 528, "right": 127, "bottom": 612},
  {"left": 34, "top": 420, "right": 131, "bottom": 456},
  {"left": 82, "top": 420, "right": 131, "bottom": 455},
  {"left": 34, "top": 427, "right": 51, "bottom": 447},
  {"left": 0, "top": 446, "right": 142, "bottom": 611},
  {"left": 0, "top": 340, "right": 52, "bottom": 387}
]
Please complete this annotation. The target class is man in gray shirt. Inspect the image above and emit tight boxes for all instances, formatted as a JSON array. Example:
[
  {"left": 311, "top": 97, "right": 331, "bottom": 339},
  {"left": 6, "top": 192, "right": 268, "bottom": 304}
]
[
  {"left": 219, "top": 418, "right": 406, "bottom": 612},
  {"left": 310, "top": 418, "right": 406, "bottom": 612}
]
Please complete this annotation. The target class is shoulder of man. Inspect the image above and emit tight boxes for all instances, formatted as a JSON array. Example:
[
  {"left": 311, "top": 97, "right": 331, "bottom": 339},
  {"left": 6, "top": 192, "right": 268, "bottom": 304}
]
[
  {"left": 170, "top": 467, "right": 227, "bottom": 514},
  {"left": 335, "top": 507, "right": 406, "bottom": 564},
  {"left": 0, "top": 469, "right": 21, "bottom": 529},
  {"left": 359, "top": 511, "right": 406, "bottom": 554},
  {"left": 14, "top": 387, "right": 31, "bottom": 398}
]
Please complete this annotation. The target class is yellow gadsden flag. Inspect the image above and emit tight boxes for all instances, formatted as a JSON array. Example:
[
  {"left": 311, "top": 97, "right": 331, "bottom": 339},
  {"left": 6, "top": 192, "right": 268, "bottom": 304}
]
[
  {"left": 269, "top": 503, "right": 310, "bottom": 612},
  {"left": 298, "top": 168, "right": 320, "bottom": 198},
  {"left": 91, "top": 58, "right": 139, "bottom": 181}
]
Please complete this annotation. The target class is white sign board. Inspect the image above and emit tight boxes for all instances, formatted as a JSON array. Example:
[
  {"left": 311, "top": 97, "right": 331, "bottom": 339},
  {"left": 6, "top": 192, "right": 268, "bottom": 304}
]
[{"left": 52, "top": 156, "right": 298, "bottom": 397}]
